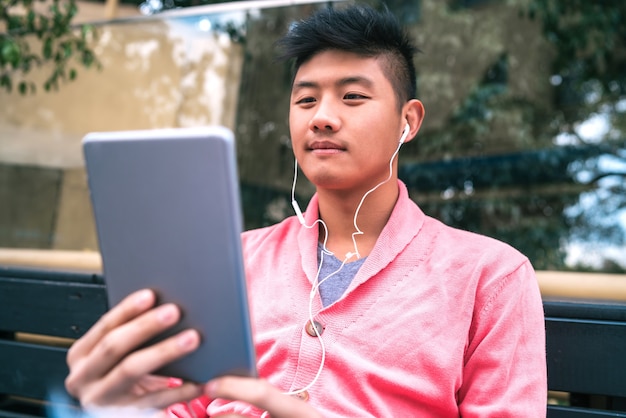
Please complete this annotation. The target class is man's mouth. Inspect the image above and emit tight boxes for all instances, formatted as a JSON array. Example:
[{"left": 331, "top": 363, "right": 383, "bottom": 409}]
[{"left": 308, "top": 141, "right": 346, "bottom": 152}]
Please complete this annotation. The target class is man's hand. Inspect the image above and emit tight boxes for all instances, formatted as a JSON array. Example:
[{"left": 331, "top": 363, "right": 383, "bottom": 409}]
[
  {"left": 65, "top": 289, "right": 203, "bottom": 411},
  {"left": 65, "top": 289, "right": 323, "bottom": 417},
  {"left": 205, "top": 376, "right": 323, "bottom": 418}
]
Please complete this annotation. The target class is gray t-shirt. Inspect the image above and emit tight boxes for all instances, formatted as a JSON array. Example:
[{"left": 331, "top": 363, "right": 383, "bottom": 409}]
[{"left": 317, "top": 243, "right": 367, "bottom": 307}]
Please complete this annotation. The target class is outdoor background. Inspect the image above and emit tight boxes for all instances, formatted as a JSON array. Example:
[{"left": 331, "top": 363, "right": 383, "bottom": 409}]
[{"left": 1, "top": 0, "right": 624, "bottom": 274}]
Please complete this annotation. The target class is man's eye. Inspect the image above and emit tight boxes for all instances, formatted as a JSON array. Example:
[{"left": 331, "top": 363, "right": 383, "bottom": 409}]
[
  {"left": 344, "top": 93, "right": 368, "bottom": 100},
  {"left": 295, "top": 97, "right": 316, "bottom": 104}
]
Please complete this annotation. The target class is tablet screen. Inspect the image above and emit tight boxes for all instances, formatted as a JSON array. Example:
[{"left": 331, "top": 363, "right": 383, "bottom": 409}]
[{"left": 83, "top": 126, "right": 257, "bottom": 382}]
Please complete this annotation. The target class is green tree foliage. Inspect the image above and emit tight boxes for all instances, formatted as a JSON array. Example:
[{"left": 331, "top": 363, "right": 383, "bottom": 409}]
[
  {"left": 399, "top": 0, "right": 625, "bottom": 270},
  {"left": 0, "top": 0, "right": 99, "bottom": 94},
  {"left": 527, "top": 0, "right": 626, "bottom": 260},
  {"left": 527, "top": 0, "right": 625, "bottom": 125}
]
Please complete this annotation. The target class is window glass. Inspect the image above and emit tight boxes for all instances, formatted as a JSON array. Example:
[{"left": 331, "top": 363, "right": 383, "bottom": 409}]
[{"left": 1, "top": 0, "right": 624, "bottom": 274}]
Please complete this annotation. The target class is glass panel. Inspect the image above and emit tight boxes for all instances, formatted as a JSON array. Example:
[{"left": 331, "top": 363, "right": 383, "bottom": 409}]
[{"left": 1, "top": 0, "right": 624, "bottom": 275}]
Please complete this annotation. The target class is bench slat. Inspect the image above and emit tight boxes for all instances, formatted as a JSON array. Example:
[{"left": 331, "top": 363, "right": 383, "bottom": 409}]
[
  {"left": 0, "top": 339, "right": 75, "bottom": 403},
  {"left": 544, "top": 298, "right": 626, "bottom": 322},
  {"left": 0, "top": 274, "right": 107, "bottom": 339},
  {"left": 0, "top": 398, "right": 80, "bottom": 418},
  {"left": 546, "top": 316, "right": 626, "bottom": 398},
  {"left": 0, "top": 405, "right": 46, "bottom": 418},
  {"left": 548, "top": 404, "right": 626, "bottom": 417}
]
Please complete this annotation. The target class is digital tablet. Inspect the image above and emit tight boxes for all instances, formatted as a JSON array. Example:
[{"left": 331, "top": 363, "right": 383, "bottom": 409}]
[{"left": 83, "top": 126, "right": 257, "bottom": 383}]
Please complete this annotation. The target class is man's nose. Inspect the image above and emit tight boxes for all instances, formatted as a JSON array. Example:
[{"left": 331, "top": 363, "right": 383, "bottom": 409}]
[{"left": 309, "top": 100, "right": 340, "bottom": 132}]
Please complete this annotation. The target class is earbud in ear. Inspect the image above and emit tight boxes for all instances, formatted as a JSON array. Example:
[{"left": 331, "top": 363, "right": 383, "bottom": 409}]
[{"left": 399, "top": 122, "right": 410, "bottom": 144}]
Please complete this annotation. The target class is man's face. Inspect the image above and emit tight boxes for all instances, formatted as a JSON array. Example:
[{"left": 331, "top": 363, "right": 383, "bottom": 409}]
[{"left": 289, "top": 50, "right": 408, "bottom": 194}]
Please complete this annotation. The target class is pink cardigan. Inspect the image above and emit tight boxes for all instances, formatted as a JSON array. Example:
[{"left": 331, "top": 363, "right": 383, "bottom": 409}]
[{"left": 170, "top": 181, "right": 547, "bottom": 417}]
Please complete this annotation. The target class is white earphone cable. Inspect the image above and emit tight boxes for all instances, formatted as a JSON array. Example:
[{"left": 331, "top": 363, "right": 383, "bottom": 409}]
[
  {"left": 349, "top": 139, "right": 403, "bottom": 259},
  {"left": 283, "top": 129, "right": 404, "bottom": 400}
]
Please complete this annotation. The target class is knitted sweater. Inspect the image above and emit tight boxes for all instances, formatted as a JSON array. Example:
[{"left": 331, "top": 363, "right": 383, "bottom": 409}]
[{"left": 170, "top": 181, "right": 547, "bottom": 417}]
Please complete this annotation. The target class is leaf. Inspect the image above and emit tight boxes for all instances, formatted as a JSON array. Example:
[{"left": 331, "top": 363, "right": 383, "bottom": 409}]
[
  {"left": 18, "top": 81, "right": 28, "bottom": 95},
  {"left": 21, "top": 56, "right": 31, "bottom": 72},
  {"left": 38, "top": 15, "right": 49, "bottom": 36},
  {"left": 82, "top": 50, "right": 94, "bottom": 68},
  {"left": 63, "top": 41, "right": 72, "bottom": 58},
  {"left": 66, "top": 0, "right": 77, "bottom": 19},
  {"left": 42, "top": 37, "right": 53, "bottom": 59},
  {"left": 0, "top": 74, "right": 12, "bottom": 92},
  {"left": 81, "top": 24, "right": 93, "bottom": 39},
  {"left": 1, "top": 39, "right": 21, "bottom": 68},
  {"left": 27, "top": 10, "right": 36, "bottom": 32},
  {"left": 7, "top": 15, "right": 23, "bottom": 31}
]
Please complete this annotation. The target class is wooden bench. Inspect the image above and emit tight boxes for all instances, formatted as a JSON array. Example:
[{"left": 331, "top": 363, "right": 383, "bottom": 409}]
[
  {"left": 545, "top": 298, "right": 626, "bottom": 417},
  {"left": 1, "top": 264, "right": 626, "bottom": 417},
  {"left": 0, "top": 266, "right": 107, "bottom": 417}
]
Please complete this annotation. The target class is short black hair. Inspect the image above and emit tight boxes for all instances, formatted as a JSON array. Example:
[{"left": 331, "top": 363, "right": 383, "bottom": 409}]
[{"left": 276, "top": 4, "right": 419, "bottom": 108}]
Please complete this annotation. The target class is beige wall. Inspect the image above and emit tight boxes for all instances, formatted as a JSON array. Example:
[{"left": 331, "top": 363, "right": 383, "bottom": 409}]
[
  {"left": 1, "top": 18, "right": 243, "bottom": 168},
  {"left": 0, "top": 12, "right": 244, "bottom": 250}
]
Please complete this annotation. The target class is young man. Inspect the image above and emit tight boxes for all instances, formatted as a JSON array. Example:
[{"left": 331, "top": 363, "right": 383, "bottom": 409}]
[{"left": 65, "top": 5, "right": 547, "bottom": 417}]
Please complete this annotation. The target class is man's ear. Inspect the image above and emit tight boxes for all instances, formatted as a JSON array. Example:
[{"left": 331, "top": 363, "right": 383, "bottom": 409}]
[{"left": 401, "top": 99, "right": 425, "bottom": 145}]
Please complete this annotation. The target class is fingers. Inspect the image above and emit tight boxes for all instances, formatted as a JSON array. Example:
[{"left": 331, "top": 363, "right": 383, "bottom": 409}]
[
  {"left": 85, "top": 303, "right": 183, "bottom": 381},
  {"left": 69, "top": 327, "right": 200, "bottom": 407},
  {"left": 132, "top": 375, "right": 173, "bottom": 395},
  {"left": 65, "top": 287, "right": 203, "bottom": 410},
  {"left": 67, "top": 302, "right": 183, "bottom": 397},
  {"left": 66, "top": 289, "right": 158, "bottom": 399},
  {"left": 205, "top": 377, "right": 322, "bottom": 418},
  {"left": 67, "top": 289, "right": 156, "bottom": 367},
  {"left": 103, "top": 329, "right": 201, "bottom": 394},
  {"left": 134, "top": 381, "right": 205, "bottom": 411}
]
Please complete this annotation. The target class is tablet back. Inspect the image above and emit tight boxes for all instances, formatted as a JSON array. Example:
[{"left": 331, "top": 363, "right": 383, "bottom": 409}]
[{"left": 83, "top": 126, "right": 256, "bottom": 382}]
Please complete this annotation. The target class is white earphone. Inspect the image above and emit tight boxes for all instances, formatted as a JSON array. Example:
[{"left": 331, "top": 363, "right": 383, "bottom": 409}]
[
  {"left": 399, "top": 122, "right": 410, "bottom": 144},
  {"left": 282, "top": 120, "right": 411, "bottom": 405},
  {"left": 292, "top": 121, "right": 410, "bottom": 227},
  {"left": 292, "top": 199, "right": 306, "bottom": 225}
]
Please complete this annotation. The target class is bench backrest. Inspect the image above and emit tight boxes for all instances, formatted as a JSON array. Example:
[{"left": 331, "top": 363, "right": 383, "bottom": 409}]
[
  {"left": 2, "top": 267, "right": 626, "bottom": 417},
  {"left": 0, "top": 267, "right": 107, "bottom": 417},
  {"left": 544, "top": 298, "right": 626, "bottom": 417}
]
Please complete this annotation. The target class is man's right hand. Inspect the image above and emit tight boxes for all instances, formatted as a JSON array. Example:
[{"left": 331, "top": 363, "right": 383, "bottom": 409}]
[{"left": 65, "top": 289, "right": 204, "bottom": 412}]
